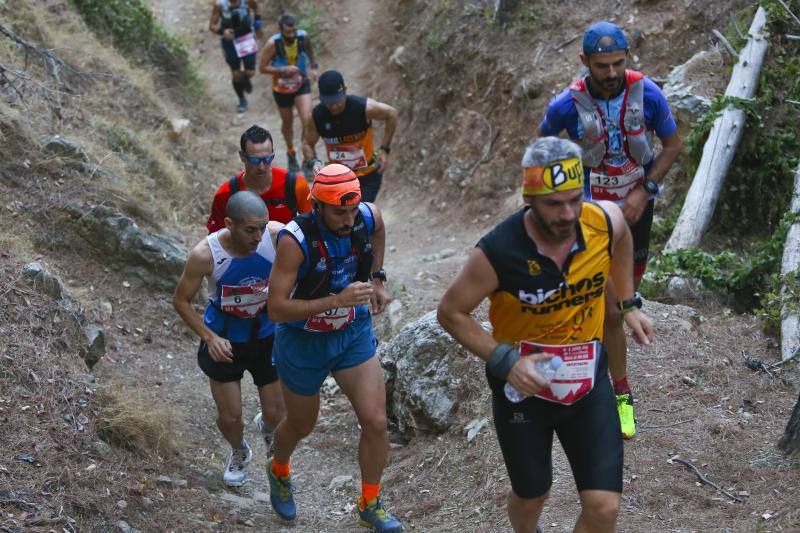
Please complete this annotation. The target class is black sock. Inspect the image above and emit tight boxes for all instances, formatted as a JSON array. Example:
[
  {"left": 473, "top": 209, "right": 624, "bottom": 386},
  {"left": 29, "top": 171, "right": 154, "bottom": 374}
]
[
  {"left": 242, "top": 76, "right": 253, "bottom": 94},
  {"left": 232, "top": 79, "right": 245, "bottom": 99}
]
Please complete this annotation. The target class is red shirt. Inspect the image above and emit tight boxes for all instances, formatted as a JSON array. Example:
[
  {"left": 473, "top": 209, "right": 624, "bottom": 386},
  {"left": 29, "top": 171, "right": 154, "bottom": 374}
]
[{"left": 207, "top": 167, "right": 311, "bottom": 233}]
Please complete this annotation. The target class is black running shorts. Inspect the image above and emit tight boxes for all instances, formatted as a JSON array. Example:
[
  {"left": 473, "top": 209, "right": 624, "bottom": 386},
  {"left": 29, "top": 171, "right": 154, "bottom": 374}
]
[
  {"left": 486, "top": 349, "right": 623, "bottom": 499},
  {"left": 272, "top": 81, "right": 311, "bottom": 108},
  {"left": 197, "top": 334, "right": 278, "bottom": 387}
]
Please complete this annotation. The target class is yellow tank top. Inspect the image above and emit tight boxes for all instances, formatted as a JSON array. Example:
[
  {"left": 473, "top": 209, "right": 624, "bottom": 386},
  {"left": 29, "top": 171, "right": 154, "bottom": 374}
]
[{"left": 477, "top": 202, "right": 612, "bottom": 346}]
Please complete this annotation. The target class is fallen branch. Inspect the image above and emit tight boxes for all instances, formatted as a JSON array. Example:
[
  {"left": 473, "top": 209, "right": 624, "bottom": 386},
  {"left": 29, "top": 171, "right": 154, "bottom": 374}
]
[
  {"left": 463, "top": 110, "right": 500, "bottom": 181},
  {"left": 711, "top": 29, "right": 738, "bottom": 58},
  {"left": 777, "top": 0, "right": 800, "bottom": 27},
  {"left": 781, "top": 163, "right": 800, "bottom": 361},
  {"left": 556, "top": 33, "right": 581, "bottom": 49},
  {"left": 668, "top": 457, "right": 745, "bottom": 502},
  {"left": 665, "top": 7, "right": 769, "bottom": 251}
]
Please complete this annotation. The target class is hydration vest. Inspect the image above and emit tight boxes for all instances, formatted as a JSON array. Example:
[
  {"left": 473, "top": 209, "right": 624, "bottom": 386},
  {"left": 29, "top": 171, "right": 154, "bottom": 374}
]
[
  {"left": 270, "top": 31, "right": 309, "bottom": 93},
  {"left": 218, "top": 0, "right": 252, "bottom": 36},
  {"left": 569, "top": 70, "right": 654, "bottom": 169},
  {"left": 228, "top": 171, "right": 298, "bottom": 218},
  {"left": 284, "top": 209, "right": 374, "bottom": 301}
]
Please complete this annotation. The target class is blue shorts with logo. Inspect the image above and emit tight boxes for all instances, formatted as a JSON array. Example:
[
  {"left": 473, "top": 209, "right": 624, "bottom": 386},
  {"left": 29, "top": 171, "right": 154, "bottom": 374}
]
[{"left": 274, "top": 308, "right": 377, "bottom": 396}]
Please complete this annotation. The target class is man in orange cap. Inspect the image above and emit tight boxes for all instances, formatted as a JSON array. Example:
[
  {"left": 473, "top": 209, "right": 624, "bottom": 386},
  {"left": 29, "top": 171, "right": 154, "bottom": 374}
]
[{"left": 265, "top": 164, "right": 402, "bottom": 532}]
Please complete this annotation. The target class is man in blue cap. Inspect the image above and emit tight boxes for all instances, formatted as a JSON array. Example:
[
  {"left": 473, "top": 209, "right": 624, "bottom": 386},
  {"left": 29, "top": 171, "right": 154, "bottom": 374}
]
[
  {"left": 539, "top": 20, "right": 682, "bottom": 439},
  {"left": 301, "top": 70, "right": 398, "bottom": 202}
]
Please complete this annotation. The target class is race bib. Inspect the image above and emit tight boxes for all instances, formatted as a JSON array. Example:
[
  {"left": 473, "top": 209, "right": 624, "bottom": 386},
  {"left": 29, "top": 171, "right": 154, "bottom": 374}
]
[
  {"left": 589, "top": 160, "right": 644, "bottom": 202},
  {"left": 275, "top": 73, "right": 303, "bottom": 94},
  {"left": 328, "top": 145, "right": 367, "bottom": 170},
  {"left": 220, "top": 279, "right": 269, "bottom": 318},
  {"left": 304, "top": 305, "right": 355, "bottom": 333},
  {"left": 233, "top": 32, "right": 258, "bottom": 58},
  {"left": 521, "top": 340, "right": 600, "bottom": 405}
]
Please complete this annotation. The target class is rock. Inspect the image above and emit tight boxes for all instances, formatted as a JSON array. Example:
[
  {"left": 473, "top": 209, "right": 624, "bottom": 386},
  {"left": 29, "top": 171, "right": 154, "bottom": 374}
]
[
  {"left": 42, "top": 135, "right": 89, "bottom": 162},
  {"left": 64, "top": 204, "right": 186, "bottom": 290},
  {"left": 681, "top": 376, "right": 697, "bottom": 386},
  {"left": 513, "top": 75, "right": 544, "bottom": 101},
  {"left": 116, "top": 499, "right": 128, "bottom": 509},
  {"left": 667, "top": 276, "right": 698, "bottom": 302},
  {"left": 420, "top": 248, "right": 457, "bottom": 262},
  {"left": 116, "top": 520, "right": 132, "bottom": 533},
  {"left": 387, "top": 300, "right": 403, "bottom": 330},
  {"left": 663, "top": 50, "right": 726, "bottom": 128},
  {"left": 380, "top": 310, "right": 479, "bottom": 434},
  {"left": 21, "top": 261, "right": 64, "bottom": 300},
  {"left": 173, "top": 479, "right": 188, "bottom": 488},
  {"left": 389, "top": 46, "right": 407, "bottom": 67},
  {"left": 328, "top": 474, "right": 354, "bottom": 490},
  {"left": 141, "top": 497, "right": 153, "bottom": 507},
  {"left": 97, "top": 299, "right": 113, "bottom": 320},
  {"left": 219, "top": 492, "right": 254, "bottom": 508},
  {"left": 82, "top": 324, "right": 106, "bottom": 369},
  {"left": 90, "top": 440, "right": 112, "bottom": 457},
  {"left": 155, "top": 475, "right": 173, "bottom": 486},
  {"left": 321, "top": 376, "right": 340, "bottom": 396},
  {"left": 167, "top": 118, "right": 191, "bottom": 141}
]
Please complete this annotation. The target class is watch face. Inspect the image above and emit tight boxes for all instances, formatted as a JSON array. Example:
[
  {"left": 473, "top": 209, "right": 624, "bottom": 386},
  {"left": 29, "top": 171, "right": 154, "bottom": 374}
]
[{"left": 644, "top": 180, "right": 658, "bottom": 194}]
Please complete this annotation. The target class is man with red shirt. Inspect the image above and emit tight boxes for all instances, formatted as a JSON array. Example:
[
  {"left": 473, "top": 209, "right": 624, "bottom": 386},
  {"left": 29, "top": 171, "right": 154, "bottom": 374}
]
[{"left": 208, "top": 125, "right": 312, "bottom": 233}]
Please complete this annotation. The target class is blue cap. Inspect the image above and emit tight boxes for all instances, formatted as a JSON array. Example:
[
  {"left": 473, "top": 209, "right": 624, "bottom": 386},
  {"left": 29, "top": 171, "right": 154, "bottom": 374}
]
[{"left": 582, "top": 21, "right": 628, "bottom": 54}]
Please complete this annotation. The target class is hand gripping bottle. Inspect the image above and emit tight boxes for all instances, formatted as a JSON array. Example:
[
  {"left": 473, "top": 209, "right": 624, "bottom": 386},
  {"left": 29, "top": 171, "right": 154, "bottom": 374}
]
[{"left": 504, "top": 356, "right": 564, "bottom": 403}]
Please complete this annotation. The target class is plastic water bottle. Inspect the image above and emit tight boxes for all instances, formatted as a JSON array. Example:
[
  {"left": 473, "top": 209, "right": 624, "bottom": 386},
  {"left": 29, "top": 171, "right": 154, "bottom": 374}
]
[{"left": 504, "top": 356, "right": 564, "bottom": 403}]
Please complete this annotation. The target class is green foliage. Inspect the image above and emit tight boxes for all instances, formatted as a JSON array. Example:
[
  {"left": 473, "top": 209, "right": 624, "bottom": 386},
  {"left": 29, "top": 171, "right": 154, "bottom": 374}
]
[
  {"left": 508, "top": 4, "right": 539, "bottom": 34},
  {"left": 71, "top": 0, "right": 201, "bottom": 95},
  {"left": 295, "top": 3, "right": 327, "bottom": 49},
  {"left": 645, "top": 212, "right": 798, "bottom": 314}
]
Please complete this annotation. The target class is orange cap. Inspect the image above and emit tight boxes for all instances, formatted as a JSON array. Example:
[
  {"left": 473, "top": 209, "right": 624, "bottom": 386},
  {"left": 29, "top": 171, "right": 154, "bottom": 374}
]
[{"left": 310, "top": 164, "right": 361, "bottom": 206}]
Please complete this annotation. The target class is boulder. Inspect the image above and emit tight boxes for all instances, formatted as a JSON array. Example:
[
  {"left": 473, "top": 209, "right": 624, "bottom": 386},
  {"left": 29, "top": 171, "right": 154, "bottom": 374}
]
[
  {"left": 663, "top": 50, "right": 727, "bottom": 128},
  {"left": 380, "top": 310, "right": 481, "bottom": 434},
  {"left": 21, "top": 261, "right": 64, "bottom": 300},
  {"left": 42, "top": 135, "right": 88, "bottom": 162},
  {"left": 82, "top": 324, "right": 106, "bottom": 369},
  {"left": 64, "top": 204, "right": 186, "bottom": 290}
]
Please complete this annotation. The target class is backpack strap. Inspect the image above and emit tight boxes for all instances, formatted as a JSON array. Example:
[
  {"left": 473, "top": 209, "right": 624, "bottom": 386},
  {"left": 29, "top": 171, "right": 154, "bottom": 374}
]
[
  {"left": 228, "top": 175, "right": 241, "bottom": 194},
  {"left": 284, "top": 171, "right": 298, "bottom": 217}
]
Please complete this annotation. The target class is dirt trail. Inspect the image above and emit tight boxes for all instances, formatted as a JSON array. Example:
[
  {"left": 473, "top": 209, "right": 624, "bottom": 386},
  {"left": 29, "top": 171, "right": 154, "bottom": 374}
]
[{"left": 141, "top": 1, "right": 476, "bottom": 531}]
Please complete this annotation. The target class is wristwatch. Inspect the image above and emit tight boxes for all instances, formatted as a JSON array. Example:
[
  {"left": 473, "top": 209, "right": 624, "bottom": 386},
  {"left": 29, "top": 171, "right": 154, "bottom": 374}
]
[
  {"left": 370, "top": 269, "right": 387, "bottom": 282},
  {"left": 618, "top": 292, "right": 643, "bottom": 313},
  {"left": 642, "top": 178, "right": 659, "bottom": 195}
]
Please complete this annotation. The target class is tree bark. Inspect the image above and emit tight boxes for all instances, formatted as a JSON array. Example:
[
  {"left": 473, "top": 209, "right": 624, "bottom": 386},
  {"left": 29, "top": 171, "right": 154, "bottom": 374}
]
[
  {"left": 665, "top": 7, "right": 769, "bottom": 252},
  {"left": 779, "top": 392, "right": 800, "bottom": 454},
  {"left": 780, "top": 163, "right": 800, "bottom": 360}
]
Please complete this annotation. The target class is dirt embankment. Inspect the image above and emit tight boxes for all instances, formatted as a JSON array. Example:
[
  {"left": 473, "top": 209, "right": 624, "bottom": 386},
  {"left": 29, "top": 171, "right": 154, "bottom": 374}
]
[{"left": 1, "top": 0, "right": 799, "bottom": 532}]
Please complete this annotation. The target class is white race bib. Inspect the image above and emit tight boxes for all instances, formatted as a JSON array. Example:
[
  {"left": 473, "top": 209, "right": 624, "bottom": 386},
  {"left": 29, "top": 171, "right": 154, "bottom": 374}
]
[
  {"left": 233, "top": 32, "right": 258, "bottom": 58},
  {"left": 589, "top": 160, "right": 644, "bottom": 202},
  {"left": 220, "top": 279, "right": 269, "bottom": 318},
  {"left": 304, "top": 305, "right": 355, "bottom": 333},
  {"left": 328, "top": 145, "right": 367, "bottom": 170},
  {"left": 521, "top": 340, "right": 600, "bottom": 406}
]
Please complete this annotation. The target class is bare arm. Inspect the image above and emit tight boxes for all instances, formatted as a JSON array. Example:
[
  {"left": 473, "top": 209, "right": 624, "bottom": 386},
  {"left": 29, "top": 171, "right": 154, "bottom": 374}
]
[
  {"left": 301, "top": 115, "right": 322, "bottom": 165},
  {"left": 267, "top": 234, "right": 372, "bottom": 322},
  {"left": 365, "top": 98, "right": 398, "bottom": 149},
  {"left": 437, "top": 247, "right": 500, "bottom": 360},
  {"left": 646, "top": 131, "right": 682, "bottom": 185},
  {"left": 172, "top": 242, "right": 234, "bottom": 362},
  {"left": 259, "top": 38, "right": 280, "bottom": 75},
  {"left": 366, "top": 203, "right": 390, "bottom": 314},
  {"left": 209, "top": 3, "right": 222, "bottom": 33},
  {"left": 598, "top": 200, "right": 654, "bottom": 345},
  {"left": 248, "top": 0, "right": 263, "bottom": 38}
]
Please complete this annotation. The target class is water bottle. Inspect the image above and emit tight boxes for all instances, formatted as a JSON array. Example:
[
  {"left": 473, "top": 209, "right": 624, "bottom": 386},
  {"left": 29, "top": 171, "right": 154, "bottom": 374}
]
[{"left": 504, "top": 356, "right": 564, "bottom": 403}]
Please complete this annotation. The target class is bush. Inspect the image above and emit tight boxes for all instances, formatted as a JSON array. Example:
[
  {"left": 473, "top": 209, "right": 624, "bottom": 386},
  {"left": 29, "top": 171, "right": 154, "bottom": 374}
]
[{"left": 72, "top": 0, "right": 201, "bottom": 94}]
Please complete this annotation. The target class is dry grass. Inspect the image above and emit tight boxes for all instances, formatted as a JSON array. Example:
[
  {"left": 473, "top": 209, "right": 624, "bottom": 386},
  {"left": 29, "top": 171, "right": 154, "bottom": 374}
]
[{"left": 94, "top": 386, "right": 181, "bottom": 459}]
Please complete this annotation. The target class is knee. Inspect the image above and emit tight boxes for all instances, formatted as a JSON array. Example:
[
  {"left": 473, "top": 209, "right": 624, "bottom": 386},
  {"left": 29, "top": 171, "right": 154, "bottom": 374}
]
[
  {"left": 231, "top": 70, "right": 242, "bottom": 81},
  {"left": 245, "top": 69, "right": 255, "bottom": 79},
  {"left": 360, "top": 412, "right": 388, "bottom": 438},
  {"left": 285, "top": 415, "right": 316, "bottom": 438},
  {"left": 263, "top": 404, "right": 286, "bottom": 425},
  {"left": 583, "top": 495, "right": 619, "bottom": 524},
  {"left": 218, "top": 410, "right": 243, "bottom": 428},
  {"left": 508, "top": 490, "right": 548, "bottom": 512}
]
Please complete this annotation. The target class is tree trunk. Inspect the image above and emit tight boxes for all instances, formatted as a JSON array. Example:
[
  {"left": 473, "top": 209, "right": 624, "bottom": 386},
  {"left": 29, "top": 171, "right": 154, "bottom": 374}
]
[
  {"left": 494, "top": 0, "right": 518, "bottom": 24},
  {"left": 781, "top": 163, "right": 800, "bottom": 360},
  {"left": 779, "top": 392, "right": 800, "bottom": 454},
  {"left": 665, "top": 7, "right": 769, "bottom": 252}
]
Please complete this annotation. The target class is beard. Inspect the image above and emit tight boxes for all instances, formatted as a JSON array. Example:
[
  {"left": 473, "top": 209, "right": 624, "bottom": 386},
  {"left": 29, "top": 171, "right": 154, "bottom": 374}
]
[{"left": 530, "top": 204, "right": 578, "bottom": 241}]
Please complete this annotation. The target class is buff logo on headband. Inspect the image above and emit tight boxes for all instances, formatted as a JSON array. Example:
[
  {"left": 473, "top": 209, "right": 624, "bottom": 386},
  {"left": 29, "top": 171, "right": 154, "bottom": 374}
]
[{"left": 522, "top": 157, "right": 584, "bottom": 196}]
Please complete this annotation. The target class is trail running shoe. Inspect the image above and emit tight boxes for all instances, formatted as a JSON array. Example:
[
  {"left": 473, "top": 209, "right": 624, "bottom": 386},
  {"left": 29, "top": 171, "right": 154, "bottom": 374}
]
[
  {"left": 252, "top": 411, "right": 275, "bottom": 455},
  {"left": 222, "top": 440, "right": 252, "bottom": 487},
  {"left": 287, "top": 151, "right": 300, "bottom": 172},
  {"left": 617, "top": 392, "right": 636, "bottom": 439},
  {"left": 267, "top": 464, "right": 296, "bottom": 521},
  {"left": 358, "top": 497, "right": 403, "bottom": 532},
  {"left": 236, "top": 97, "right": 248, "bottom": 113}
]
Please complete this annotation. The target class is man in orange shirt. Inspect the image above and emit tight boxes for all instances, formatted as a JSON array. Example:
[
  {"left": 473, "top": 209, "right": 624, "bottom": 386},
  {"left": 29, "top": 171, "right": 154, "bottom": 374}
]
[{"left": 208, "top": 125, "right": 312, "bottom": 233}]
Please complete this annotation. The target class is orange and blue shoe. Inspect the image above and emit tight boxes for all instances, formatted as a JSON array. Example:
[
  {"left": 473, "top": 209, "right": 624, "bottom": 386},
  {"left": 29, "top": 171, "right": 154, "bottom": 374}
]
[
  {"left": 267, "top": 464, "right": 296, "bottom": 521},
  {"left": 358, "top": 497, "right": 403, "bottom": 532}
]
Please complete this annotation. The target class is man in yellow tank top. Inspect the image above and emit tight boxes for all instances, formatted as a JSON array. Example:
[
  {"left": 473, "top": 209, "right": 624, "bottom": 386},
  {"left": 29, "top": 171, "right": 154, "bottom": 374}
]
[{"left": 438, "top": 137, "right": 653, "bottom": 533}]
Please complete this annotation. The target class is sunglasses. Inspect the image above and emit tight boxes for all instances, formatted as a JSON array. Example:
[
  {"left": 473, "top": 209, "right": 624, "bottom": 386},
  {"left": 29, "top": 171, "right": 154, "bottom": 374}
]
[{"left": 244, "top": 154, "right": 275, "bottom": 166}]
